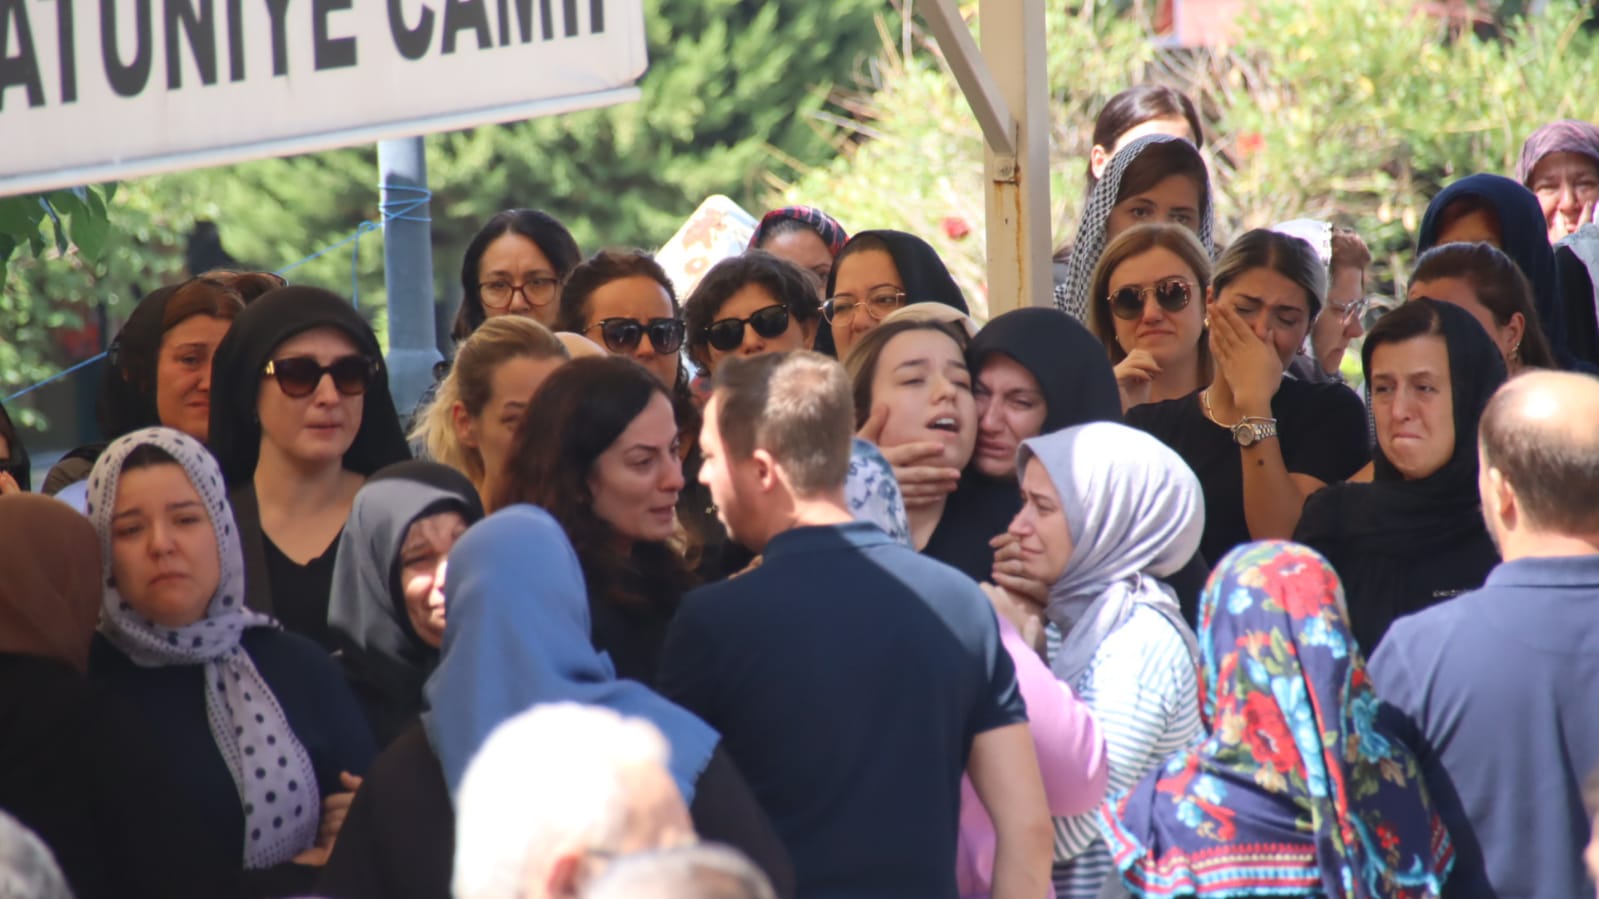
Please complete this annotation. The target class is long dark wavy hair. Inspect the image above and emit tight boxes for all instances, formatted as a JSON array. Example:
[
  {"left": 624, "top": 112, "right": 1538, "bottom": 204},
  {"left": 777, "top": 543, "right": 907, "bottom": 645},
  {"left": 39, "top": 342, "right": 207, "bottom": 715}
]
[{"left": 493, "top": 356, "right": 694, "bottom": 611}]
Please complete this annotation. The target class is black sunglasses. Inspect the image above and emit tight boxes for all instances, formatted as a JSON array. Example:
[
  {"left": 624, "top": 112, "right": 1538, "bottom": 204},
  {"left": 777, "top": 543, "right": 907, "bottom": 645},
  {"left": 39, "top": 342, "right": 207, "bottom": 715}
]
[
  {"left": 703, "top": 304, "right": 792, "bottom": 352},
  {"left": 586, "top": 317, "right": 686, "bottom": 355},
  {"left": 263, "top": 355, "right": 378, "bottom": 399},
  {"left": 1109, "top": 278, "right": 1194, "bottom": 321}
]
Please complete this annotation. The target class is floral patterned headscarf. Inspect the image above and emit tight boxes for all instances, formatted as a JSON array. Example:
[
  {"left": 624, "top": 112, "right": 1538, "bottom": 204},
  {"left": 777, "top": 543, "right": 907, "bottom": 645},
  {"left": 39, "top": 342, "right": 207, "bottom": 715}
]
[{"left": 1099, "top": 541, "right": 1453, "bottom": 898}]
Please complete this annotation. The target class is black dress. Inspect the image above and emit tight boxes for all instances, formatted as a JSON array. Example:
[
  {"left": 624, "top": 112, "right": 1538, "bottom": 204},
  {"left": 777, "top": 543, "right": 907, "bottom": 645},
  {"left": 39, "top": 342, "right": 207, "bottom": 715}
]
[
  {"left": 317, "top": 722, "right": 797, "bottom": 899},
  {"left": 0, "top": 654, "right": 236, "bottom": 899},
  {"left": 1127, "top": 379, "right": 1369, "bottom": 568}
]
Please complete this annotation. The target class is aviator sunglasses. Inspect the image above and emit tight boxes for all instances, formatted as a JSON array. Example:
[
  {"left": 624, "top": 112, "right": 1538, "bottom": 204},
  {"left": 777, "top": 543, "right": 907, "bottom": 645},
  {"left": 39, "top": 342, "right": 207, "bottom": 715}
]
[
  {"left": 1108, "top": 277, "right": 1194, "bottom": 321},
  {"left": 704, "top": 304, "right": 792, "bottom": 352},
  {"left": 586, "top": 317, "right": 687, "bottom": 355},
  {"left": 262, "top": 355, "right": 379, "bottom": 398}
]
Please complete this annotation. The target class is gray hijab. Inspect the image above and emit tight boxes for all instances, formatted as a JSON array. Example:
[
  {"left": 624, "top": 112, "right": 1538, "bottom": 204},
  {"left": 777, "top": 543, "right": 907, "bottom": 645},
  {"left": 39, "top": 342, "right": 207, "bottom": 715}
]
[
  {"left": 1018, "top": 422, "right": 1203, "bottom": 684},
  {"left": 1052, "top": 133, "right": 1215, "bottom": 322}
]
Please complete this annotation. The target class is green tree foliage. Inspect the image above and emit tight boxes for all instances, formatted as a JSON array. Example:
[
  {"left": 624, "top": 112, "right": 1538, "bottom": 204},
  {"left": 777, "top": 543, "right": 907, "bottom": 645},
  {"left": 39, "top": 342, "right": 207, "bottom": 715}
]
[{"left": 790, "top": 0, "right": 1599, "bottom": 318}]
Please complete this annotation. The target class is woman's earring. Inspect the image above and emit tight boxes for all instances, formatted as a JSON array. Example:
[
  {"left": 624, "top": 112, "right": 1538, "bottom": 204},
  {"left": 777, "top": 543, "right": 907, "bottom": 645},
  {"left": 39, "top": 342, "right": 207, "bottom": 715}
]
[{"left": 1511, "top": 340, "right": 1522, "bottom": 363}]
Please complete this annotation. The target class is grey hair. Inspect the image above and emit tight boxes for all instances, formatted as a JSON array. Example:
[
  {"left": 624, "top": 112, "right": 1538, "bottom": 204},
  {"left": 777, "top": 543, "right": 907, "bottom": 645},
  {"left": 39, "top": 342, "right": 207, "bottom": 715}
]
[
  {"left": 0, "top": 811, "right": 74, "bottom": 899},
  {"left": 583, "top": 844, "right": 776, "bottom": 899},
  {"left": 453, "top": 703, "right": 673, "bottom": 899}
]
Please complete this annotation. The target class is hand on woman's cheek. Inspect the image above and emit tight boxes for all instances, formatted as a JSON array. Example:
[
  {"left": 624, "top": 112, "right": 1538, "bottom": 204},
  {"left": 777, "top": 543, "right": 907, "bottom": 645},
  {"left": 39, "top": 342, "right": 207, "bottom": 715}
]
[
  {"left": 1209, "top": 303, "right": 1285, "bottom": 416},
  {"left": 856, "top": 403, "right": 960, "bottom": 509}
]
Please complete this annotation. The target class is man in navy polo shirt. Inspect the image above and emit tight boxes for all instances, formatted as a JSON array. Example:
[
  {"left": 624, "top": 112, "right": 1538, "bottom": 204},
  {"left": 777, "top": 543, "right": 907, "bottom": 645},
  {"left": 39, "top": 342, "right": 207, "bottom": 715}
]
[
  {"left": 1371, "top": 370, "right": 1599, "bottom": 899},
  {"left": 658, "top": 351, "right": 1051, "bottom": 899}
]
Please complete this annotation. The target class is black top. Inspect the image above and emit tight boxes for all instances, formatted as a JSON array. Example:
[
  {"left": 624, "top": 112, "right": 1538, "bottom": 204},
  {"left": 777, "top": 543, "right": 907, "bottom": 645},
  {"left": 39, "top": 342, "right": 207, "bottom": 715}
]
[
  {"left": 658, "top": 522, "right": 1024, "bottom": 899},
  {"left": 1295, "top": 299, "right": 1507, "bottom": 654},
  {"left": 0, "top": 654, "right": 236, "bottom": 899},
  {"left": 1127, "top": 379, "right": 1368, "bottom": 568},
  {"left": 926, "top": 307, "right": 1124, "bottom": 582},
  {"left": 590, "top": 587, "right": 678, "bottom": 687},
  {"left": 316, "top": 722, "right": 796, "bottom": 899},
  {"left": 1557, "top": 244, "right": 1599, "bottom": 368},
  {"left": 263, "top": 533, "right": 342, "bottom": 651},
  {"left": 89, "top": 628, "right": 376, "bottom": 887}
]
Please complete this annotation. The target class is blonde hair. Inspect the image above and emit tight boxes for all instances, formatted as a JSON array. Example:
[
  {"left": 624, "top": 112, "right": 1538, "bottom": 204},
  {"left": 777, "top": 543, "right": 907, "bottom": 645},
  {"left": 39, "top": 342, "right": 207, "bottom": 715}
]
[{"left": 412, "top": 316, "right": 568, "bottom": 483}]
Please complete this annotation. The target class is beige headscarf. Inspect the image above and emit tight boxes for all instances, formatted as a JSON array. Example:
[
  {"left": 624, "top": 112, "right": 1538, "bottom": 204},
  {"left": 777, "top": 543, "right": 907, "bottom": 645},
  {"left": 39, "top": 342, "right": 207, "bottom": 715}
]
[{"left": 0, "top": 494, "right": 102, "bottom": 672}]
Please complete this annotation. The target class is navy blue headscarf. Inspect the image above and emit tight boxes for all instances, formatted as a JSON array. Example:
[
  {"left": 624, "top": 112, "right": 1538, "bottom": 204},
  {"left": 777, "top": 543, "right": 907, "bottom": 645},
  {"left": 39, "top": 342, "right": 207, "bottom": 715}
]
[{"left": 1417, "top": 173, "right": 1568, "bottom": 361}]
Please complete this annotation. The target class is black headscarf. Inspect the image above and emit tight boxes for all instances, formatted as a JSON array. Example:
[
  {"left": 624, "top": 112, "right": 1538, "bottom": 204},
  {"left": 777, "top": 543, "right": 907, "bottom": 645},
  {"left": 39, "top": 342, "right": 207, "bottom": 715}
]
[
  {"left": 816, "top": 229, "right": 969, "bottom": 357},
  {"left": 0, "top": 400, "right": 29, "bottom": 492},
  {"left": 326, "top": 461, "right": 484, "bottom": 746},
  {"left": 1417, "top": 173, "right": 1568, "bottom": 362},
  {"left": 1294, "top": 299, "right": 1506, "bottom": 652},
  {"left": 923, "top": 307, "right": 1121, "bottom": 583},
  {"left": 96, "top": 284, "right": 182, "bottom": 439},
  {"left": 208, "top": 285, "right": 409, "bottom": 487}
]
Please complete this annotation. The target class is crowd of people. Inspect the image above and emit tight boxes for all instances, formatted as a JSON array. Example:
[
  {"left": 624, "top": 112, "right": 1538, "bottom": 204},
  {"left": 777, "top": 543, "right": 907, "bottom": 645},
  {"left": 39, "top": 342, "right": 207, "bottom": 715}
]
[{"left": 1, "top": 85, "right": 1598, "bottom": 899}]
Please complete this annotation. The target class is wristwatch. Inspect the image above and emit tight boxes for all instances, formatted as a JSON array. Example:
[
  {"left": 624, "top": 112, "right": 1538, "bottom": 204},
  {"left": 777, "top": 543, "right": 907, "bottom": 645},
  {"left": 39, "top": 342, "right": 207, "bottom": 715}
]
[{"left": 1231, "top": 418, "right": 1278, "bottom": 447}]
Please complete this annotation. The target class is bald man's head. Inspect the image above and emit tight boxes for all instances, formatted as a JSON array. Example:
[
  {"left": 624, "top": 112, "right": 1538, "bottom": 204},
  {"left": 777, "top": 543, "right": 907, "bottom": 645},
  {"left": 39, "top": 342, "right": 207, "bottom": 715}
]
[{"left": 1479, "top": 371, "right": 1599, "bottom": 535}]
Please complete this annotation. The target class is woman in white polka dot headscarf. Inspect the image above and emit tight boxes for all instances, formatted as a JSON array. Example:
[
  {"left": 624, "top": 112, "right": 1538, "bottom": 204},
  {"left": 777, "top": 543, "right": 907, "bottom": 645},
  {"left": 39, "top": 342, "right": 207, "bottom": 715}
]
[{"left": 86, "top": 427, "right": 374, "bottom": 879}]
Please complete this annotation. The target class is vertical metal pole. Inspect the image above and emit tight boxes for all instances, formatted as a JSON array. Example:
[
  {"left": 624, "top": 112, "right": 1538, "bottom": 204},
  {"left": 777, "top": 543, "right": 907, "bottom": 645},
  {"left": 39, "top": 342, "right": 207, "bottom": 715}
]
[
  {"left": 979, "top": 0, "right": 1052, "bottom": 313},
  {"left": 377, "top": 137, "right": 442, "bottom": 417}
]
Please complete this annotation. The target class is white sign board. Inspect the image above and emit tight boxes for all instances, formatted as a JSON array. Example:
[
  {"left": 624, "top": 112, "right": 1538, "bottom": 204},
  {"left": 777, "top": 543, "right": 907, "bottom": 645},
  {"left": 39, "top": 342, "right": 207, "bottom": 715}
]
[{"left": 0, "top": 0, "right": 648, "bottom": 196}]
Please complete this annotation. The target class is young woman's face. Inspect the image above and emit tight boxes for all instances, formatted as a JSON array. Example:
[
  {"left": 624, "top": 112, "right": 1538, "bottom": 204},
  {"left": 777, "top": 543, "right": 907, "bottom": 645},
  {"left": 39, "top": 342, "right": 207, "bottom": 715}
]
[
  {"left": 583, "top": 276, "right": 680, "bottom": 389},
  {"left": 761, "top": 228, "right": 834, "bottom": 292},
  {"left": 1006, "top": 459, "right": 1074, "bottom": 585},
  {"left": 1106, "top": 246, "right": 1205, "bottom": 369},
  {"left": 1408, "top": 277, "right": 1518, "bottom": 371},
  {"left": 869, "top": 329, "right": 977, "bottom": 472},
  {"left": 1105, "top": 174, "right": 1202, "bottom": 244},
  {"left": 397, "top": 510, "right": 469, "bottom": 649},
  {"left": 110, "top": 463, "right": 221, "bottom": 628},
  {"left": 479, "top": 233, "right": 560, "bottom": 327},
  {"left": 257, "top": 326, "right": 367, "bottom": 470},
  {"left": 156, "top": 315, "right": 231, "bottom": 443},
  {"left": 1369, "top": 335, "right": 1455, "bottom": 481},
  {"left": 460, "top": 354, "right": 568, "bottom": 489},
  {"left": 588, "top": 392, "right": 685, "bottom": 546},
  {"left": 829, "top": 249, "right": 906, "bottom": 359},
  {"left": 973, "top": 355, "right": 1047, "bottom": 480},
  {"left": 704, "top": 283, "right": 814, "bottom": 375},
  {"left": 1529, "top": 151, "right": 1599, "bottom": 243},
  {"left": 1211, "top": 267, "right": 1313, "bottom": 367}
]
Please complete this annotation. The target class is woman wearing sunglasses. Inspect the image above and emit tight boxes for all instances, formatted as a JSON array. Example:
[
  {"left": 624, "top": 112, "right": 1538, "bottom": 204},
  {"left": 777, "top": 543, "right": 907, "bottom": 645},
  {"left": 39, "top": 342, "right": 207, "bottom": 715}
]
[
  {"left": 556, "top": 249, "right": 688, "bottom": 393},
  {"left": 683, "top": 252, "right": 822, "bottom": 378},
  {"left": 1087, "top": 223, "right": 1213, "bottom": 413},
  {"left": 1126, "top": 230, "right": 1369, "bottom": 583},
  {"left": 209, "top": 286, "right": 410, "bottom": 650},
  {"left": 819, "top": 229, "right": 970, "bottom": 359}
]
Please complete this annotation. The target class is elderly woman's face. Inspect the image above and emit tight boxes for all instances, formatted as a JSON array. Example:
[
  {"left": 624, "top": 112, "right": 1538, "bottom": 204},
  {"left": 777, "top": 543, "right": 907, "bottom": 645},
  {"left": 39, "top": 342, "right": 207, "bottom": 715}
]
[{"left": 1528, "top": 151, "right": 1599, "bottom": 244}]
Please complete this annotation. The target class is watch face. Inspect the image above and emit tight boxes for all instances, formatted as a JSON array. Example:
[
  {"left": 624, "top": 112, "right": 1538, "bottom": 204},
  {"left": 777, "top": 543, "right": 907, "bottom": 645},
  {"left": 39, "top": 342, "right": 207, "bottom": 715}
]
[{"left": 1233, "top": 423, "right": 1256, "bottom": 447}]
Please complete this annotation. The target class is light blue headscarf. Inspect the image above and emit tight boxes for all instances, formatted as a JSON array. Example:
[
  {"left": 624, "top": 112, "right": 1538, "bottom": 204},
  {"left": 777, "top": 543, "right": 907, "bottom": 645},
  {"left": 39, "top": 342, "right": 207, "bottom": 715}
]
[
  {"left": 423, "top": 505, "right": 719, "bottom": 805},
  {"left": 1018, "top": 422, "right": 1204, "bottom": 684}
]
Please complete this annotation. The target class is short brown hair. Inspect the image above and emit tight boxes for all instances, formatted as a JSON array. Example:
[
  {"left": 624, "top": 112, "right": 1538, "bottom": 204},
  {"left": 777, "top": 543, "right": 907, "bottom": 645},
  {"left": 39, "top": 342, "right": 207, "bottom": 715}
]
[
  {"left": 1088, "top": 223, "right": 1213, "bottom": 366},
  {"left": 714, "top": 351, "right": 854, "bottom": 496},
  {"left": 1479, "top": 372, "right": 1599, "bottom": 534},
  {"left": 684, "top": 252, "right": 823, "bottom": 375},
  {"left": 842, "top": 319, "right": 970, "bottom": 429}
]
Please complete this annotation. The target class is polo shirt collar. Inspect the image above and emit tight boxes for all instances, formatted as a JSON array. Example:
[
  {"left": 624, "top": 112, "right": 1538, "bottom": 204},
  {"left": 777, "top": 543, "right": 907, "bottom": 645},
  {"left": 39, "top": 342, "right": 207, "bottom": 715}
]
[
  {"left": 1486, "top": 553, "right": 1599, "bottom": 589},
  {"left": 763, "top": 521, "right": 895, "bottom": 562}
]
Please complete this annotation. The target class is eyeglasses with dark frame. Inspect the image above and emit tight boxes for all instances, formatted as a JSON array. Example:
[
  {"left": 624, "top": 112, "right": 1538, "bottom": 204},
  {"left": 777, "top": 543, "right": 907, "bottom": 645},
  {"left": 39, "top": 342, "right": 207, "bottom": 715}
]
[
  {"left": 822, "top": 290, "right": 907, "bottom": 324},
  {"left": 703, "top": 303, "right": 792, "bottom": 352},
  {"left": 585, "top": 317, "right": 687, "bottom": 355},
  {"left": 479, "top": 276, "right": 561, "bottom": 310},
  {"left": 262, "top": 355, "right": 379, "bottom": 399},
  {"left": 1107, "top": 278, "right": 1195, "bottom": 321}
]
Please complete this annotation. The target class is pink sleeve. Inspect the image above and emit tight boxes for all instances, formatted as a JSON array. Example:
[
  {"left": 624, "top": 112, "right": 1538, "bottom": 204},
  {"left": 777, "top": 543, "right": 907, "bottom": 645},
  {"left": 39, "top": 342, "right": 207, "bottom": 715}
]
[{"left": 998, "top": 616, "right": 1108, "bottom": 817}]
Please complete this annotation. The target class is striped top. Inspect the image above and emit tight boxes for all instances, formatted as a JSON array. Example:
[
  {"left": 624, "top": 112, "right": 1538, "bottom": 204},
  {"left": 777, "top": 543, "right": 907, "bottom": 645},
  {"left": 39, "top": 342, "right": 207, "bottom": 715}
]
[{"left": 1049, "top": 604, "right": 1202, "bottom": 899}]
